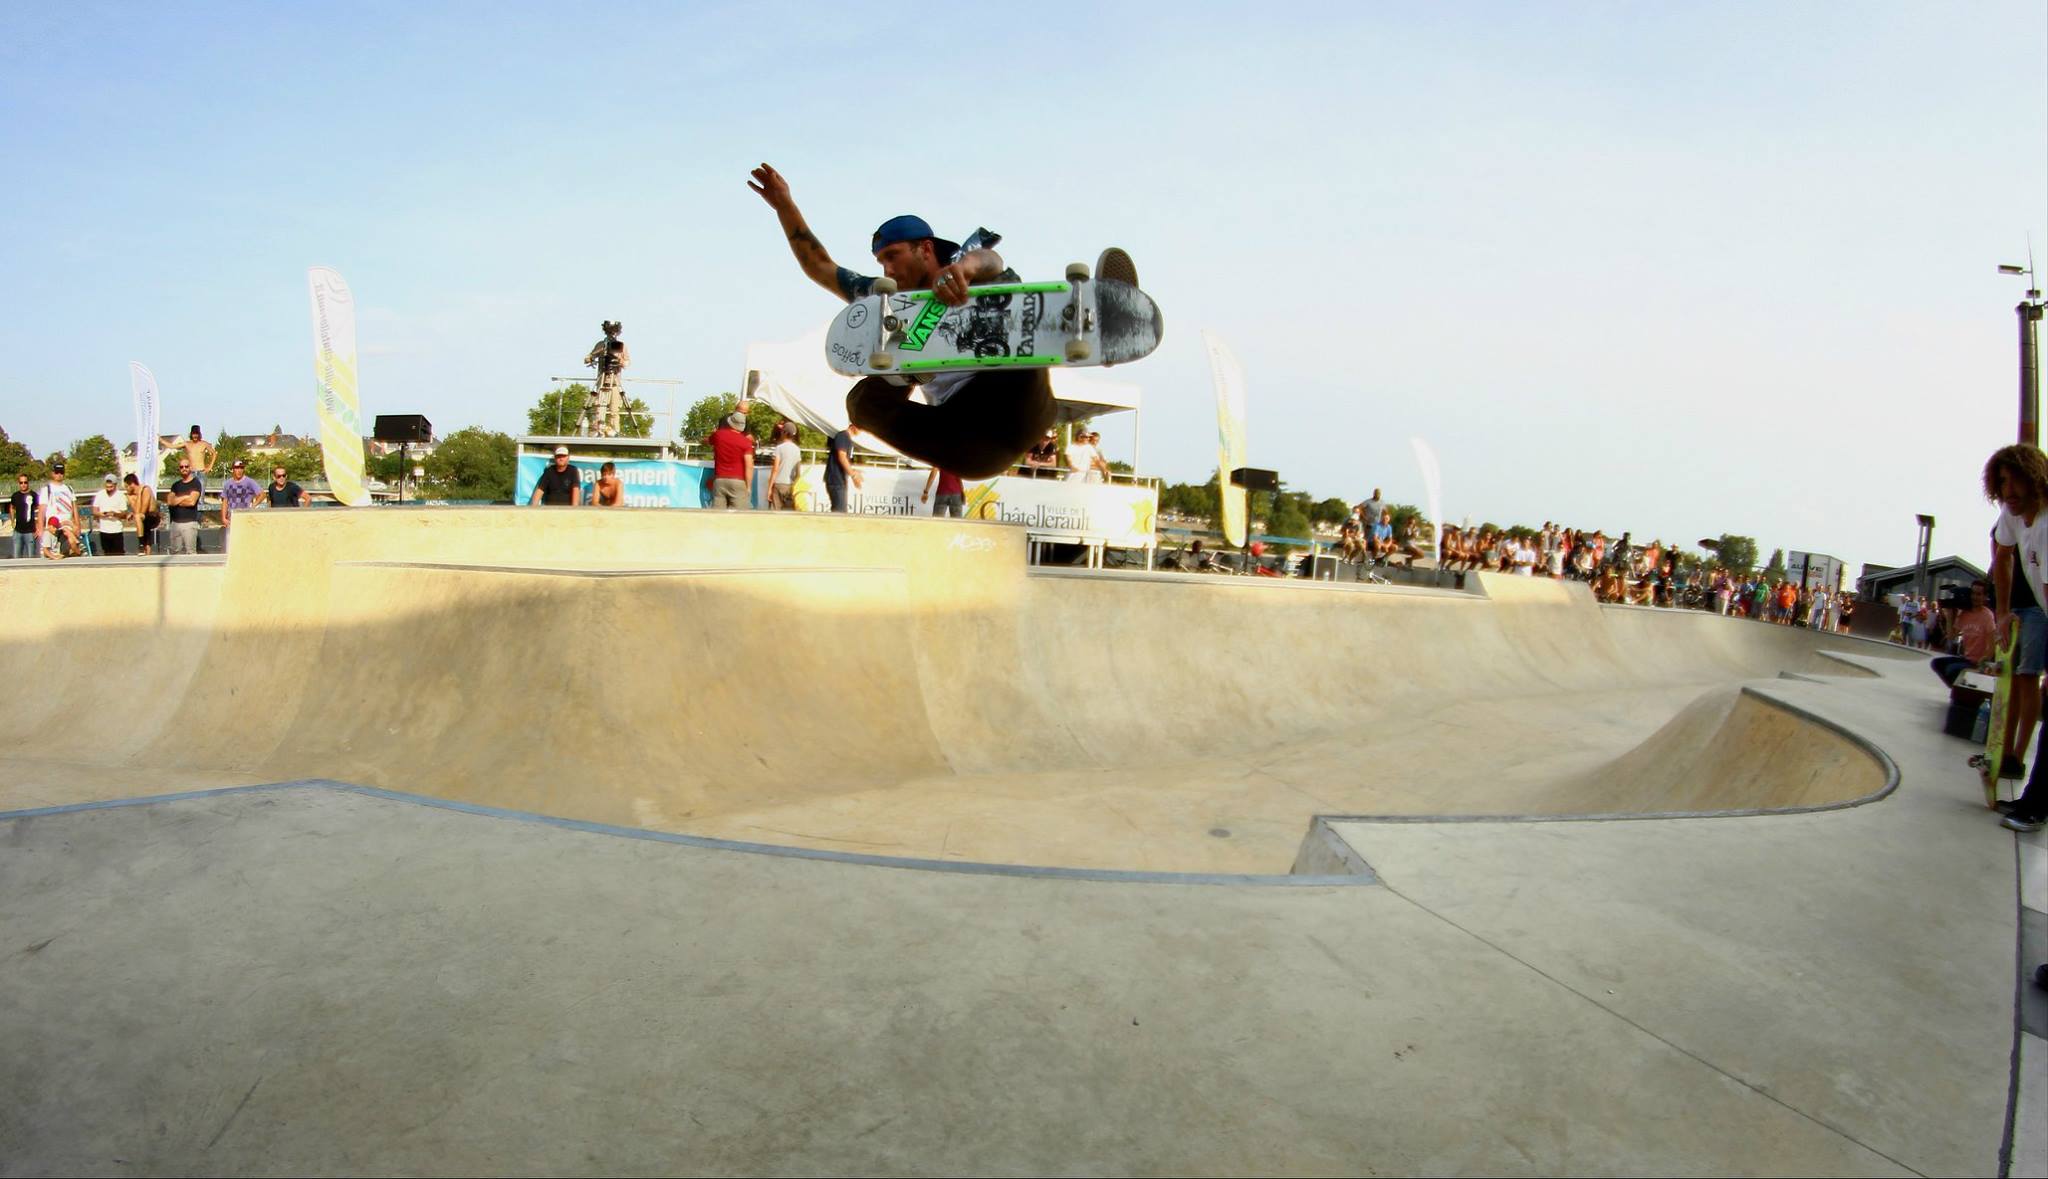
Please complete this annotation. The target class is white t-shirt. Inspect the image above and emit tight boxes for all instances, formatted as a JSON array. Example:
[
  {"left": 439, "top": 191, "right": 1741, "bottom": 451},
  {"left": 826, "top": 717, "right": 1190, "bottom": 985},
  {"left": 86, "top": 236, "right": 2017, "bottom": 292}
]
[
  {"left": 770, "top": 440, "right": 802, "bottom": 485},
  {"left": 1993, "top": 505, "right": 2048, "bottom": 612},
  {"left": 43, "top": 481, "right": 75, "bottom": 527},
  {"left": 1065, "top": 442, "right": 1099, "bottom": 483},
  {"left": 93, "top": 488, "right": 128, "bottom": 534}
]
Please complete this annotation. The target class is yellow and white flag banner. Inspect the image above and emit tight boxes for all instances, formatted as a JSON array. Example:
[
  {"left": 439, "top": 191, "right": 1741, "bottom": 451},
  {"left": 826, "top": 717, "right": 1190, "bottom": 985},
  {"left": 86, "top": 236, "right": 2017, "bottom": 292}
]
[
  {"left": 307, "top": 266, "right": 371, "bottom": 506},
  {"left": 129, "top": 362, "right": 161, "bottom": 488},
  {"left": 1202, "top": 329, "right": 1249, "bottom": 548}
]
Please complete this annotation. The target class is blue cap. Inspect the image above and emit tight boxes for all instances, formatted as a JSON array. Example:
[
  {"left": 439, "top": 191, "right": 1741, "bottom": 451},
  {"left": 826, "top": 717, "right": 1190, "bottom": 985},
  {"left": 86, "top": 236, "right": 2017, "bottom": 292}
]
[{"left": 871, "top": 214, "right": 958, "bottom": 259}]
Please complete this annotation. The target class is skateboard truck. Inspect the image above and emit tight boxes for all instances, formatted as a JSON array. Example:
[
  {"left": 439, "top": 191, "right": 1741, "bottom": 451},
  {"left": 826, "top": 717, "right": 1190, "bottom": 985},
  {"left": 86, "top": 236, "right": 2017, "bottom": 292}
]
[
  {"left": 870, "top": 277, "right": 902, "bottom": 372},
  {"left": 1063, "top": 262, "right": 1093, "bottom": 362}
]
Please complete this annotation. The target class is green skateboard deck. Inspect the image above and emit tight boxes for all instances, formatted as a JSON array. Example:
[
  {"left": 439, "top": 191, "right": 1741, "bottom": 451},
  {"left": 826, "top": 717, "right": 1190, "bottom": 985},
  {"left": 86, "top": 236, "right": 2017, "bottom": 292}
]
[{"left": 1975, "top": 619, "right": 2019, "bottom": 807}]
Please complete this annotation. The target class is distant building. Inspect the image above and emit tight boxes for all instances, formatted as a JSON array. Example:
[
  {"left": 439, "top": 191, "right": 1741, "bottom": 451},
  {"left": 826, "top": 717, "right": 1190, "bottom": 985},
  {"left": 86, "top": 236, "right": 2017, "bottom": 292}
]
[{"left": 1857, "top": 556, "right": 1985, "bottom": 602}]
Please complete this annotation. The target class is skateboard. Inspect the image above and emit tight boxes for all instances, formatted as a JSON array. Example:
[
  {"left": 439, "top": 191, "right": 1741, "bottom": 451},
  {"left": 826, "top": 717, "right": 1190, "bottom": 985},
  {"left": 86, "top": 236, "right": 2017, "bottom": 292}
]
[
  {"left": 1969, "top": 619, "right": 2019, "bottom": 807},
  {"left": 823, "top": 262, "right": 1163, "bottom": 379}
]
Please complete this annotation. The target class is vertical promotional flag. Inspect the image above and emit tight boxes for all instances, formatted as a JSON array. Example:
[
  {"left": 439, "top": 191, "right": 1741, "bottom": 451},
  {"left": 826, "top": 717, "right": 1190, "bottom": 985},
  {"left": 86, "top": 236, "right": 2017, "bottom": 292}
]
[
  {"left": 307, "top": 266, "right": 371, "bottom": 506},
  {"left": 1202, "top": 330, "right": 1249, "bottom": 548},
  {"left": 1409, "top": 436, "right": 1443, "bottom": 562},
  {"left": 129, "top": 362, "right": 161, "bottom": 488}
]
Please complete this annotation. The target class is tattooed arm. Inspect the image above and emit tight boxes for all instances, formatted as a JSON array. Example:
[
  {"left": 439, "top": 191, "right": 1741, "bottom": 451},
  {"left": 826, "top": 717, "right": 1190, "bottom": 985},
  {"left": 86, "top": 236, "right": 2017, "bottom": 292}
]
[{"left": 748, "top": 163, "right": 853, "bottom": 301}]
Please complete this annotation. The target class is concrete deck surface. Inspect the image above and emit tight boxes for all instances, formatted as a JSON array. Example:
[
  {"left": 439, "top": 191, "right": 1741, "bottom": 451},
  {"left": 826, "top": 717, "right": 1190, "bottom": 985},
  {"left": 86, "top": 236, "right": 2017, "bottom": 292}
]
[{"left": 0, "top": 509, "right": 2041, "bottom": 1175}]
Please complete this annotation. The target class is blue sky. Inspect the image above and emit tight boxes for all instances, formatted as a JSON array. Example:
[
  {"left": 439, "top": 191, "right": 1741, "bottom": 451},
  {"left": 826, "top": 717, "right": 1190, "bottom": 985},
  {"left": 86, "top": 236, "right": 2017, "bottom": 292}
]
[{"left": 2, "top": 1, "right": 2042, "bottom": 573}]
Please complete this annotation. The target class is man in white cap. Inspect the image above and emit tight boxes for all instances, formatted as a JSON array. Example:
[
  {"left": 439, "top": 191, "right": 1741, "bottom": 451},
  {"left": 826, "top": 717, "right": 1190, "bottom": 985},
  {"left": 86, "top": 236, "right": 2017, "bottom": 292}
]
[
  {"left": 92, "top": 473, "right": 132, "bottom": 556},
  {"left": 529, "top": 446, "right": 583, "bottom": 506}
]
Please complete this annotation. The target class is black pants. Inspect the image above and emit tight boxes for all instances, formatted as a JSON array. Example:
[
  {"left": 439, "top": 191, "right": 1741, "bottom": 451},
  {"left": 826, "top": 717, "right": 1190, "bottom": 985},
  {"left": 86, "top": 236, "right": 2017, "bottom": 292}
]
[
  {"left": 2017, "top": 726, "right": 2048, "bottom": 819},
  {"left": 847, "top": 369, "right": 1056, "bottom": 480},
  {"left": 98, "top": 532, "right": 126, "bottom": 556},
  {"left": 1930, "top": 655, "right": 1972, "bottom": 686}
]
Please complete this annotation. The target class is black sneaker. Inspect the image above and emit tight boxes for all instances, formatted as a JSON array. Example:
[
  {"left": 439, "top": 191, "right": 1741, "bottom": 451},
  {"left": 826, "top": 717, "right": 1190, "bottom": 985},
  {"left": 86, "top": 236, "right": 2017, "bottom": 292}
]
[
  {"left": 2002, "top": 757, "right": 2026, "bottom": 781},
  {"left": 2001, "top": 812, "right": 2046, "bottom": 833},
  {"left": 1995, "top": 799, "right": 2022, "bottom": 815},
  {"left": 1095, "top": 247, "right": 1139, "bottom": 288}
]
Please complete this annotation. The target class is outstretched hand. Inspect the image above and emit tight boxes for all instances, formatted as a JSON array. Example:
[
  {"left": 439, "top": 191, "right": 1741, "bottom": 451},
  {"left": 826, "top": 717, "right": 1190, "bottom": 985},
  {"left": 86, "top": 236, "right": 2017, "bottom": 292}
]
[{"left": 748, "top": 163, "right": 793, "bottom": 210}]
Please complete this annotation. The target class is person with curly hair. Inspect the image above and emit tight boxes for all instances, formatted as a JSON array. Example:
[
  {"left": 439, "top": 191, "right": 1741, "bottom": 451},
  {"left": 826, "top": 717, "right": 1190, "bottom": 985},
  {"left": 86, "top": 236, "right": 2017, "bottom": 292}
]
[{"left": 1984, "top": 443, "right": 2048, "bottom": 830}]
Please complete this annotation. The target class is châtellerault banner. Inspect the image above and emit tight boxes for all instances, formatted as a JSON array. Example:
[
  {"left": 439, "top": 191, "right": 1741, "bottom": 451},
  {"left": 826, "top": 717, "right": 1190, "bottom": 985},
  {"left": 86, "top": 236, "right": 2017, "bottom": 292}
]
[{"left": 514, "top": 454, "right": 1158, "bottom": 547}]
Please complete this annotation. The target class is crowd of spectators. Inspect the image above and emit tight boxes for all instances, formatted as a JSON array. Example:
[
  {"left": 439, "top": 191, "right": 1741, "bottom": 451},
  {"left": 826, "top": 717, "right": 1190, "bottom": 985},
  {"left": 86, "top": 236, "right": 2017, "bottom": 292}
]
[{"left": 5, "top": 436, "right": 309, "bottom": 559}]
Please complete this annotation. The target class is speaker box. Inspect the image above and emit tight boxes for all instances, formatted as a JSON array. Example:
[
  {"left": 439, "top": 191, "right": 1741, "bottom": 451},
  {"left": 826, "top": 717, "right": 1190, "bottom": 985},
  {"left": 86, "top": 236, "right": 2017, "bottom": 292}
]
[{"left": 373, "top": 414, "right": 433, "bottom": 444}]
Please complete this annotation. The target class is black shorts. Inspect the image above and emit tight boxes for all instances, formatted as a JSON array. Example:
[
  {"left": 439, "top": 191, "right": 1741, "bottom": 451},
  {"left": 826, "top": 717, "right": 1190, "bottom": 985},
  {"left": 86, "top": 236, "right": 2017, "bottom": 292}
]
[{"left": 847, "top": 369, "right": 1056, "bottom": 480}]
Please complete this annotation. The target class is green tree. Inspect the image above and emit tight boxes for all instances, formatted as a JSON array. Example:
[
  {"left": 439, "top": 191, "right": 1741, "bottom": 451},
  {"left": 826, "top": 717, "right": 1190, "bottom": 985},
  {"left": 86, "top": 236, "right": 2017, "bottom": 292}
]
[
  {"left": 1159, "top": 470, "right": 1221, "bottom": 527},
  {"left": 367, "top": 449, "right": 407, "bottom": 484},
  {"left": 1311, "top": 497, "right": 1351, "bottom": 525},
  {"left": 529, "top": 385, "right": 653, "bottom": 438},
  {"left": 214, "top": 428, "right": 253, "bottom": 475},
  {"left": 0, "top": 427, "right": 46, "bottom": 481},
  {"left": 679, "top": 394, "right": 822, "bottom": 448},
  {"left": 64, "top": 434, "right": 120, "bottom": 481},
  {"left": 422, "top": 427, "right": 516, "bottom": 501},
  {"left": 1763, "top": 547, "right": 1788, "bottom": 581},
  {"left": 276, "top": 441, "right": 325, "bottom": 482},
  {"left": 1708, "top": 534, "right": 1758, "bottom": 574}
]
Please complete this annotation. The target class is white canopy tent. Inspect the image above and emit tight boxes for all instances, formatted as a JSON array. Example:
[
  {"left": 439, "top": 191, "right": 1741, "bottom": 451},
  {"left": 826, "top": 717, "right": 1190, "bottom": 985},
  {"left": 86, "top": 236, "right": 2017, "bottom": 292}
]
[{"left": 743, "top": 328, "right": 1144, "bottom": 464}]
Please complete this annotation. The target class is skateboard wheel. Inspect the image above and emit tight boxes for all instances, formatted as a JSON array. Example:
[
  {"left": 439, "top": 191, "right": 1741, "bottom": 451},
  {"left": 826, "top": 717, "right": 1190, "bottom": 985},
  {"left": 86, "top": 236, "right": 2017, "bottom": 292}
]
[
  {"left": 871, "top": 351, "right": 896, "bottom": 370},
  {"left": 872, "top": 278, "right": 898, "bottom": 295},
  {"left": 1065, "top": 262, "right": 1089, "bottom": 282},
  {"left": 1064, "top": 338, "right": 1093, "bottom": 362}
]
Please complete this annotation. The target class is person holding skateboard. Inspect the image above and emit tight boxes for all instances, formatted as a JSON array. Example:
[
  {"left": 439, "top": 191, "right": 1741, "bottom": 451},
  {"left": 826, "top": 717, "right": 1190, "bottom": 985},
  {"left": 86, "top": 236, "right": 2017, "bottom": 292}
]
[
  {"left": 747, "top": 162, "right": 1053, "bottom": 479},
  {"left": 1986, "top": 443, "right": 2048, "bottom": 830}
]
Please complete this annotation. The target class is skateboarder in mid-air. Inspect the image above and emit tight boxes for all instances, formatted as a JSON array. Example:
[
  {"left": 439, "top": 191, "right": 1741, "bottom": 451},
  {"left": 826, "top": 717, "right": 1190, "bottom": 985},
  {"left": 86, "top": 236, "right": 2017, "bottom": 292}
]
[{"left": 748, "top": 162, "right": 1064, "bottom": 478}]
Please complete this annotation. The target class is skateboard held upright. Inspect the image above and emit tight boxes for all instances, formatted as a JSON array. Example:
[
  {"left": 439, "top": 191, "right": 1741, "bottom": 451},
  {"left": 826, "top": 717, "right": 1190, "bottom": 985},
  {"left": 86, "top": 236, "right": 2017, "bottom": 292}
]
[{"left": 823, "top": 261, "right": 1162, "bottom": 380}]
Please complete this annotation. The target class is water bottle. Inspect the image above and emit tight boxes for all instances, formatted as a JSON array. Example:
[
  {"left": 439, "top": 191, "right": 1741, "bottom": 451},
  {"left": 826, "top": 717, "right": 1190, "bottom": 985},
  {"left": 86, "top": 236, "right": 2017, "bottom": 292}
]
[{"left": 1973, "top": 701, "right": 1991, "bottom": 745}]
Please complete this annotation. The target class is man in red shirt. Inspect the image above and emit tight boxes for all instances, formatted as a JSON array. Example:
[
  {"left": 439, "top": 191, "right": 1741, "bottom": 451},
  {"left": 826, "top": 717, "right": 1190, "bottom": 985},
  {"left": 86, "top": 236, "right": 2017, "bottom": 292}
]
[
  {"left": 706, "top": 412, "right": 755, "bottom": 509},
  {"left": 920, "top": 467, "right": 966, "bottom": 517}
]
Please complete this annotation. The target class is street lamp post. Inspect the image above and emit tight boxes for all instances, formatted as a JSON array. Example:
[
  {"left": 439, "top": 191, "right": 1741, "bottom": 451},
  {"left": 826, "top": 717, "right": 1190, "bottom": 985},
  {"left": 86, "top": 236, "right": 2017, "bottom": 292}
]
[
  {"left": 1999, "top": 261, "right": 2044, "bottom": 446},
  {"left": 1915, "top": 513, "right": 1936, "bottom": 604}
]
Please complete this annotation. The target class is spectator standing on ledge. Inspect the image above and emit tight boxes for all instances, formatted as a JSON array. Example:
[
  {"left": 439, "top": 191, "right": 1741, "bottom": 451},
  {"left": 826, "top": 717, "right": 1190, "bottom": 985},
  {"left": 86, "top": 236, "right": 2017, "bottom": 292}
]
[
  {"left": 766, "top": 421, "right": 802, "bottom": 510},
  {"left": 165, "top": 457, "right": 204, "bottom": 553},
  {"left": 1064, "top": 431, "right": 1100, "bottom": 483},
  {"left": 39, "top": 461, "right": 80, "bottom": 558},
  {"left": 127, "top": 474, "right": 160, "bottom": 554},
  {"left": 825, "top": 424, "right": 862, "bottom": 512},
  {"left": 529, "top": 446, "right": 583, "bottom": 506},
  {"left": 922, "top": 466, "right": 966, "bottom": 517},
  {"left": 707, "top": 412, "right": 755, "bottom": 509},
  {"left": 1359, "top": 488, "right": 1385, "bottom": 536},
  {"left": 165, "top": 425, "right": 215, "bottom": 478},
  {"left": 9, "top": 474, "right": 37, "bottom": 559},
  {"left": 592, "top": 461, "right": 625, "bottom": 507},
  {"left": 264, "top": 465, "right": 307, "bottom": 508},
  {"left": 92, "top": 474, "right": 131, "bottom": 556},
  {"left": 219, "top": 460, "right": 261, "bottom": 549},
  {"left": 1022, "top": 430, "right": 1059, "bottom": 477}
]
